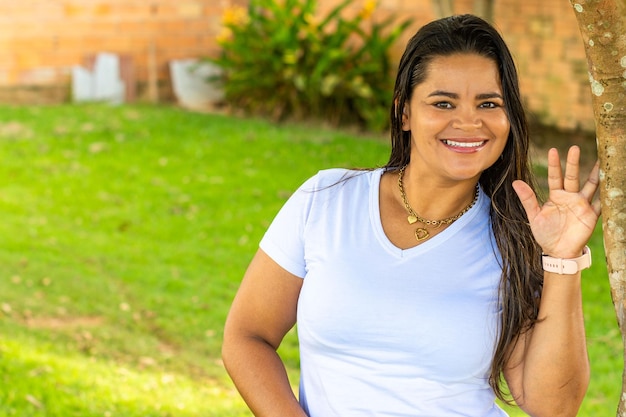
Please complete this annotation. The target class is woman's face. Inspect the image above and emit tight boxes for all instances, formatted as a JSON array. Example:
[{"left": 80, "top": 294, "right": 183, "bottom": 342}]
[{"left": 402, "top": 53, "right": 510, "bottom": 185}]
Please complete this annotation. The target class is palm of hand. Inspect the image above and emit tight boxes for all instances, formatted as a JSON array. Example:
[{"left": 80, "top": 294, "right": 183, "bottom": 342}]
[{"left": 512, "top": 146, "right": 601, "bottom": 259}]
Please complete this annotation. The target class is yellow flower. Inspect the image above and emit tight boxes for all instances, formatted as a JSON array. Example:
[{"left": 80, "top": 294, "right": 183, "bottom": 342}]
[
  {"left": 304, "top": 13, "right": 319, "bottom": 28},
  {"left": 359, "top": 0, "right": 377, "bottom": 20},
  {"left": 222, "top": 6, "right": 249, "bottom": 26},
  {"left": 216, "top": 27, "right": 233, "bottom": 44}
]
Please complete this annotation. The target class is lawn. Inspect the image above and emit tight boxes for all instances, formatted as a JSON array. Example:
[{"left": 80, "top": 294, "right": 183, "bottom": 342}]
[{"left": 0, "top": 104, "right": 620, "bottom": 416}]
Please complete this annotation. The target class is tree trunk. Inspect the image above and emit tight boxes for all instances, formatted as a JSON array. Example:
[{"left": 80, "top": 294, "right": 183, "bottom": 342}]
[
  {"left": 569, "top": 0, "right": 626, "bottom": 414},
  {"left": 432, "top": 0, "right": 454, "bottom": 17}
]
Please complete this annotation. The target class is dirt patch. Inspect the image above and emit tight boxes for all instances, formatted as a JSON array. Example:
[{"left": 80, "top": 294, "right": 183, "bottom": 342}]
[
  {"left": 0, "top": 121, "right": 34, "bottom": 140},
  {"left": 23, "top": 316, "right": 105, "bottom": 329}
]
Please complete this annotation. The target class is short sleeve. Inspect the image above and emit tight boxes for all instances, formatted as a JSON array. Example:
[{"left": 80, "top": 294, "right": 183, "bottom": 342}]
[{"left": 259, "top": 174, "right": 319, "bottom": 278}]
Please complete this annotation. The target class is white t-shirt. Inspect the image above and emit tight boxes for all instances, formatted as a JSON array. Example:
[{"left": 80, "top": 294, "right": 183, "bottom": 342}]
[{"left": 260, "top": 168, "right": 508, "bottom": 417}]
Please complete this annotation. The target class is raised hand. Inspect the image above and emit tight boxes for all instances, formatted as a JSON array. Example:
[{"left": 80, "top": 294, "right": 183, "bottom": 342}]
[{"left": 512, "top": 146, "right": 601, "bottom": 259}]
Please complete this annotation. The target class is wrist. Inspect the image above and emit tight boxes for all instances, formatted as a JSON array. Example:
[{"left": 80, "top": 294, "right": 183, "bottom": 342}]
[{"left": 542, "top": 246, "right": 592, "bottom": 275}]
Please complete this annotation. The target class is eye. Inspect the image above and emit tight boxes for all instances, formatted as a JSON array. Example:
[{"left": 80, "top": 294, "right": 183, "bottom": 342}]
[
  {"left": 479, "top": 101, "right": 500, "bottom": 109},
  {"left": 433, "top": 101, "right": 454, "bottom": 109}
]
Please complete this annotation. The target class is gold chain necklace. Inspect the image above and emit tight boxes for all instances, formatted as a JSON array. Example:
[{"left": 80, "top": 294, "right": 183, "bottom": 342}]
[{"left": 397, "top": 165, "right": 479, "bottom": 241}]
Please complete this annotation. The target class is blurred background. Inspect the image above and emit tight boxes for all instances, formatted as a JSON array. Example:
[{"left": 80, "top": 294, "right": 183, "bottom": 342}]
[
  {"left": 0, "top": 0, "right": 595, "bottom": 131},
  {"left": 0, "top": 1, "right": 617, "bottom": 416}
]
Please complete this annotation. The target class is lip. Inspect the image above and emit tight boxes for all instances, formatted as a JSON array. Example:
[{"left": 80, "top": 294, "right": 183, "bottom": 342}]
[{"left": 441, "top": 138, "right": 487, "bottom": 153}]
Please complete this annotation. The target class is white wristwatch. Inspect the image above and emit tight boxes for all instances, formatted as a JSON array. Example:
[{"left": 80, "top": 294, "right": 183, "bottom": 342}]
[{"left": 542, "top": 246, "right": 592, "bottom": 274}]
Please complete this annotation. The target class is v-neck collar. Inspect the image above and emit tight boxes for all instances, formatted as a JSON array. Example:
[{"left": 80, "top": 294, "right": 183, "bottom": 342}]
[{"left": 369, "top": 168, "right": 487, "bottom": 259}]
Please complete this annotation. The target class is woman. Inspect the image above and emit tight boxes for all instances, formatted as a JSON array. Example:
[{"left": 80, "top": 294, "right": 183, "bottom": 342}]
[{"left": 222, "top": 14, "right": 601, "bottom": 416}]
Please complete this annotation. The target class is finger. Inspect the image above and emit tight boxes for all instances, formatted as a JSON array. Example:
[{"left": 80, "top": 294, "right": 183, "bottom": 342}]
[
  {"left": 512, "top": 180, "right": 541, "bottom": 222},
  {"left": 580, "top": 160, "right": 600, "bottom": 202},
  {"left": 592, "top": 198, "right": 602, "bottom": 216},
  {"left": 547, "top": 148, "right": 564, "bottom": 191},
  {"left": 563, "top": 145, "right": 581, "bottom": 193}
]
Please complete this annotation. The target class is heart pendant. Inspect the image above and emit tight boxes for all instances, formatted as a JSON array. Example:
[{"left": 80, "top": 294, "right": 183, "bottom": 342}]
[
  {"left": 407, "top": 215, "right": 418, "bottom": 224},
  {"left": 415, "top": 228, "right": 430, "bottom": 241}
]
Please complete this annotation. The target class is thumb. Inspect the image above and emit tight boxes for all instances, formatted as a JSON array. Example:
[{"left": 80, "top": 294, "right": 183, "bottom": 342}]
[{"left": 512, "top": 180, "right": 540, "bottom": 222}]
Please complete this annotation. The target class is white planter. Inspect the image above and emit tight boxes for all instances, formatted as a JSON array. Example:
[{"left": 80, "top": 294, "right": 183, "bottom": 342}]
[{"left": 170, "top": 59, "right": 224, "bottom": 110}]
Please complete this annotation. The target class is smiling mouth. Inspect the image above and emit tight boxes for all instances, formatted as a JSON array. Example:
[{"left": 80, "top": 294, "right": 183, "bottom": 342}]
[{"left": 442, "top": 139, "right": 486, "bottom": 148}]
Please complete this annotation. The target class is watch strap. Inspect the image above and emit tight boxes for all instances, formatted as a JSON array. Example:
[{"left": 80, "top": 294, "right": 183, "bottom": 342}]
[{"left": 542, "top": 246, "right": 592, "bottom": 274}]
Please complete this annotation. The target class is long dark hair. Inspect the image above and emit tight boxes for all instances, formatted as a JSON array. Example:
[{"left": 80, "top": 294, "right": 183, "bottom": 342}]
[{"left": 385, "top": 14, "right": 543, "bottom": 402}]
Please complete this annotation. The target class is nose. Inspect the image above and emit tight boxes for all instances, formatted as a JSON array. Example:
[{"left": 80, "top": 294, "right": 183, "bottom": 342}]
[{"left": 451, "top": 106, "right": 482, "bottom": 131}]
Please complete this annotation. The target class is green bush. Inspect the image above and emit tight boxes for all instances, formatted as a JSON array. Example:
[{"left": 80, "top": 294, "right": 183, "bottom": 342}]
[{"left": 209, "top": 0, "right": 412, "bottom": 131}]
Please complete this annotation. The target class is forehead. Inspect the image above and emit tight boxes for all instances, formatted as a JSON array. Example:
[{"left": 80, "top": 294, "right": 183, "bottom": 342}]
[{"left": 420, "top": 53, "right": 502, "bottom": 91}]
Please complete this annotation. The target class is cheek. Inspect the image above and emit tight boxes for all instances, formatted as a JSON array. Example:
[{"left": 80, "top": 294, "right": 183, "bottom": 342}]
[
  {"left": 490, "top": 114, "right": 511, "bottom": 141},
  {"left": 496, "top": 123, "right": 510, "bottom": 156},
  {"left": 500, "top": 119, "right": 511, "bottom": 135},
  {"left": 496, "top": 112, "right": 510, "bottom": 132},
  {"left": 410, "top": 111, "right": 445, "bottom": 131}
]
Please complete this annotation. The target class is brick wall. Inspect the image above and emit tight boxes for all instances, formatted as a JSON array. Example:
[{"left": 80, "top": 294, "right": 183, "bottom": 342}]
[
  {"left": 0, "top": 0, "right": 594, "bottom": 131},
  {"left": 317, "top": 0, "right": 594, "bottom": 131},
  {"left": 0, "top": 0, "right": 244, "bottom": 104},
  {"left": 495, "top": 1, "right": 593, "bottom": 131}
]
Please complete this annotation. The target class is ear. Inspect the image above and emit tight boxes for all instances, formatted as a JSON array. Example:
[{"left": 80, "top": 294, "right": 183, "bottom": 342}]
[{"left": 401, "top": 105, "right": 410, "bottom": 131}]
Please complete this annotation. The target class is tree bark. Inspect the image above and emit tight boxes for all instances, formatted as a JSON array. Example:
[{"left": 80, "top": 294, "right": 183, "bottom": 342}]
[{"left": 569, "top": 0, "right": 626, "bottom": 414}]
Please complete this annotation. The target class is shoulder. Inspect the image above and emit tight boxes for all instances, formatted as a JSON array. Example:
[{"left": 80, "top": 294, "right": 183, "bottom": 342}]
[{"left": 304, "top": 168, "right": 381, "bottom": 191}]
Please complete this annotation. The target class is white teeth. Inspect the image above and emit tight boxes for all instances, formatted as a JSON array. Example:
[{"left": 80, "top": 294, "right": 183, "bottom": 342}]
[{"left": 443, "top": 139, "right": 485, "bottom": 148}]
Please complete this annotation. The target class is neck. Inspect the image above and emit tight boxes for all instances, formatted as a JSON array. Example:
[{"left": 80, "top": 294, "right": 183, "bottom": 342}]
[{"left": 397, "top": 164, "right": 479, "bottom": 221}]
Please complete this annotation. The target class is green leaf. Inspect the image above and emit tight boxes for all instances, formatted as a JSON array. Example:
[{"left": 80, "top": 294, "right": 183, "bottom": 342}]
[{"left": 208, "top": 0, "right": 414, "bottom": 130}]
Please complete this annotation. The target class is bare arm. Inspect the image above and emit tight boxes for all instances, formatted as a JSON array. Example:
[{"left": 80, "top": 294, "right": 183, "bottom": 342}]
[
  {"left": 507, "top": 146, "right": 600, "bottom": 416},
  {"left": 504, "top": 271, "right": 589, "bottom": 416},
  {"left": 222, "top": 249, "right": 307, "bottom": 417}
]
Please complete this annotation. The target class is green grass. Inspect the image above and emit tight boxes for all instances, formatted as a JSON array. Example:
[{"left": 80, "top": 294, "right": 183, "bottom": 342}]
[{"left": 0, "top": 104, "right": 620, "bottom": 416}]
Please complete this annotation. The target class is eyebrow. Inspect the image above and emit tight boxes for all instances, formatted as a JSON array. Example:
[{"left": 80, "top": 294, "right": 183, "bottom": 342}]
[{"left": 427, "top": 90, "right": 504, "bottom": 100}]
